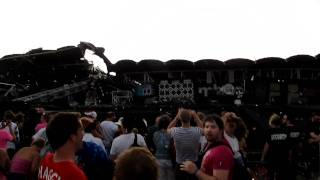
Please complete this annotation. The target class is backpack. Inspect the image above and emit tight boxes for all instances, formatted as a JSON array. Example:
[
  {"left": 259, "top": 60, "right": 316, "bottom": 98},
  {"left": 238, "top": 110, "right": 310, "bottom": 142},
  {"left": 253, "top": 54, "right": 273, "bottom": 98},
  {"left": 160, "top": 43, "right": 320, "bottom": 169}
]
[
  {"left": 130, "top": 133, "right": 141, "bottom": 147},
  {"left": 233, "top": 153, "right": 251, "bottom": 180},
  {"left": 198, "top": 141, "right": 251, "bottom": 180}
]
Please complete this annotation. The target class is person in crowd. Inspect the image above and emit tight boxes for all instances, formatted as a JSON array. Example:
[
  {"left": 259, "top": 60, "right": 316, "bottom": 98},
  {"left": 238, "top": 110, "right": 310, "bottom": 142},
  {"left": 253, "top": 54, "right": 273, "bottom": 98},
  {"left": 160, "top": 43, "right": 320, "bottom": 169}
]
[
  {"left": 1, "top": 111, "right": 19, "bottom": 159},
  {"left": 114, "top": 118, "right": 124, "bottom": 137},
  {"left": 21, "top": 108, "right": 44, "bottom": 149},
  {"left": 153, "top": 114, "right": 175, "bottom": 180},
  {"left": 100, "top": 112, "right": 118, "bottom": 151},
  {"left": 261, "top": 113, "right": 290, "bottom": 180},
  {"left": 113, "top": 147, "right": 158, "bottom": 180},
  {"left": 180, "top": 114, "right": 234, "bottom": 180},
  {"left": 80, "top": 117, "right": 106, "bottom": 154},
  {"left": 222, "top": 112, "right": 242, "bottom": 161},
  {"left": 14, "top": 112, "right": 24, "bottom": 140},
  {"left": 280, "top": 112, "right": 302, "bottom": 179},
  {"left": 146, "top": 115, "right": 160, "bottom": 154},
  {"left": 77, "top": 141, "right": 114, "bottom": 180},
  {"left": 38, "top": 112, "right": 87, "bottom": 180},
  {"left": 84, "top": 111, "right": 98, "bottom": 121},
  {"left": 110, "top": 117, "right": 147, "bottom": 160},
  {"left": 32, "top": 112, "right": 57, "bottom": 158},
  {"left": 197, "top": 112, "right": 207, "bottom": 151},
  {"left": 8, "top": 138, "right": 45, "bottom": 180},
  {"left": 281, "top": 112, "right": 294, "bottom": 127},
  {"left": 0, "top": 149, "right": 10, "bottom": 180},
  {"left": 34, "top": 113, "right": 48, "bottom": 133},
  {"left": 306, "top": 112, "right": 320, "bottom": 179},
  {"left": 167, "top": 108, "right": 203, "bottom": 180},
  {"left": 0, "top": 122, "right": 14, "bottom": 151}
]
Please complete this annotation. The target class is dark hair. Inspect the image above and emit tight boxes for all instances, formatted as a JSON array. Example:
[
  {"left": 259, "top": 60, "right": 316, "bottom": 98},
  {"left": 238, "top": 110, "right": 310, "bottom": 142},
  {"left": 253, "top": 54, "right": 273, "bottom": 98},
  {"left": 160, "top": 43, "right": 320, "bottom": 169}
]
[
  {"left": 15, "top": 112, "right": 25, "bottom": 123},
  {"left": 114, "top": 147, "right": 158, "bottom": 180},
  {"left": 106, "top": 111, "right": 115, "bottom": 119},
  {"left": 204, "top": 114, "right": 224, "bottom": 130},
  {"left": 85, "top": 121, "right": 98, "bottom": 133},
  {"left": 3, "top": 110, "right": 15, "bottom": 121},
  {"left": 80, "top": 117, "right": 96, "bottom": 133},
  {"left": 46, "top": 113, "right": 81, "bottom": 150},
  {"left": 122, "top": 117, "right": 134, "bottom": 133},
  {"left": 197, "top": 112, "right": 206, "bottom": 121},
  {"left": 157, "top": 115, "right": 170, "bottom": 130}
]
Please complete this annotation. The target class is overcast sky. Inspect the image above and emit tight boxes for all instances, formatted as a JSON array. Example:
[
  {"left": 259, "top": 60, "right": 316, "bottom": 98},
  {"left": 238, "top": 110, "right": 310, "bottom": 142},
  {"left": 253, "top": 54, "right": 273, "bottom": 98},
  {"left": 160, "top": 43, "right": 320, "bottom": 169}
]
[{"left": 1, "top": 0, "right": 320, "bottom": 72}]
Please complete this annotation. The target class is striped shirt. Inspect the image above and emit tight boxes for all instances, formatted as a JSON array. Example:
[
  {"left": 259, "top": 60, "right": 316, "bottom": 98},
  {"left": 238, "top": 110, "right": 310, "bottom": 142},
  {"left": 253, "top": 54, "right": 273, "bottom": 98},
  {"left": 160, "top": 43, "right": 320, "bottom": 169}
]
[{"left": 170, "top": 127, "right": 202, "bottom": 163}]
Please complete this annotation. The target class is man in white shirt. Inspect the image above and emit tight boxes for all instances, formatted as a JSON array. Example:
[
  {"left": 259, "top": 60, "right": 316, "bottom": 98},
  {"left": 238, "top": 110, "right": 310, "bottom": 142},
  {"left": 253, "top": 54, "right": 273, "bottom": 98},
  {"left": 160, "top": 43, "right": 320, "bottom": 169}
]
[{"left": 110, "top": 117, "right": 147, "bottom": 160}]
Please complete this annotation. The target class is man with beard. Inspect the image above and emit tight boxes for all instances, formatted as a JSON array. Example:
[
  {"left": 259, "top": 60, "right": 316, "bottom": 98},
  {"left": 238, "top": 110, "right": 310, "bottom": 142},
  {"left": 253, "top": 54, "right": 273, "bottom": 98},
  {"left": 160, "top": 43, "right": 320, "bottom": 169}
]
[
  {"left": 38, "top": 113, "right": 87, "bottom": 180},
  {"left": 180, "top": 114, "right": 234, "bottom": 180}
]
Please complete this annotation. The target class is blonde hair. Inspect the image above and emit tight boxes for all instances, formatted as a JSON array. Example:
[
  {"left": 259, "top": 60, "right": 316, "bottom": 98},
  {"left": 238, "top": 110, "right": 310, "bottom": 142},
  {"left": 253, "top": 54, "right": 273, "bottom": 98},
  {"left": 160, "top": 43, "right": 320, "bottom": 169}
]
[
  {"left": 114, "top": 147, "right": 159, "bottom": 180},
  {"left": 269, "top": 113, "right": 281, "bottom": 127}
]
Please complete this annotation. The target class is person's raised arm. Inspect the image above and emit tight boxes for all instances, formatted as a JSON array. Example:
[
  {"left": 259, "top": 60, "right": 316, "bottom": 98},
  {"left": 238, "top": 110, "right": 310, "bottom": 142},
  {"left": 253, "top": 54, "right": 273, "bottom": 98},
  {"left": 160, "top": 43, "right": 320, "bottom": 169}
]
[
  {"left": 167, "top": 109, "right": 182, "bottom": 133},
  {"left": 191, "top": 110, "right": 203, "bottom": 128}
]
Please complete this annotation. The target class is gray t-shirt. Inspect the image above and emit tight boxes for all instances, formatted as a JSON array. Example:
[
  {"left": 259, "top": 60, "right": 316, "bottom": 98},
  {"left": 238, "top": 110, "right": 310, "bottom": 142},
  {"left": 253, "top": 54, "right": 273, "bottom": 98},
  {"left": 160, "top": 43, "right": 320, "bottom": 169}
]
[
  {"left": 100, "top": 121, "right": 118, "bottom": 149},
  {"left": 170, "top": 127, "right": 202, "bottom": 164}
]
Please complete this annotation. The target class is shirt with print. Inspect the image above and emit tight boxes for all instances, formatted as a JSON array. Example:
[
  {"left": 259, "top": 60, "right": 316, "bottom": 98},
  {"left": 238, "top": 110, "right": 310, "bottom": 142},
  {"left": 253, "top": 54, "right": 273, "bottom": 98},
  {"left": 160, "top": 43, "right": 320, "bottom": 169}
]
[
  {"left": 265, "top": 127, "right": 290, "bottom": 162},
  {"left": 38, "top": 153, "right": 87, "bottom": 180}
]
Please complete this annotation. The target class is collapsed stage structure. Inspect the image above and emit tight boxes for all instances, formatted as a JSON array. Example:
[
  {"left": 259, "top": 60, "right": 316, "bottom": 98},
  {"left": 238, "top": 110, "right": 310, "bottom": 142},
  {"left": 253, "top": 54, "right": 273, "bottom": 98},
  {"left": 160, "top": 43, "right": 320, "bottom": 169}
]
[
  {"left": 1, "top": 42, "right": 319, "bottom": 109},
  {"left": 0, "top": 42, "right": 319, "bottom": 149}
]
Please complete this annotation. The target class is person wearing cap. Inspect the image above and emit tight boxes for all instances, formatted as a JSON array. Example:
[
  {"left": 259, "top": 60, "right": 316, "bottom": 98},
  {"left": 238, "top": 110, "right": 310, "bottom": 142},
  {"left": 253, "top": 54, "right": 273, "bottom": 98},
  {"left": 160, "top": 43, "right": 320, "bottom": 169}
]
[
  {"left": 114, "top": 118, "right": 124, "bottom": 137},
  {"left": 84, "top": 111, "right": 98, "bottom": 120},
  {"left": 100, "top": 112, "right": 119, "bottom": 152}
]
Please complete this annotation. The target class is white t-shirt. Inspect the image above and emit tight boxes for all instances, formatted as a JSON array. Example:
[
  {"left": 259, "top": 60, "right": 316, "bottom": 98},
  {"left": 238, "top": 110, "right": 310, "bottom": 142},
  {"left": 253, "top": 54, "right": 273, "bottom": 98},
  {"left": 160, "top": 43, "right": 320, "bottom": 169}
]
[
  {"left": 224, "top": 132, "right": 241, "bottom": 159},
  {"left": 110, "top": 133, "right": 147, "bottom": 158}
]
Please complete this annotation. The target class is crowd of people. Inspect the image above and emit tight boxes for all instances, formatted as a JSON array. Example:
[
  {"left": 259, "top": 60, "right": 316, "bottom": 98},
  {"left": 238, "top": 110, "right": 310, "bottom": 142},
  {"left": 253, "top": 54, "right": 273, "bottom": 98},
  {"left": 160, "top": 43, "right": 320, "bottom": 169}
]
[{"left": 0, "top": 106, "right": 319, "bottom": 180}]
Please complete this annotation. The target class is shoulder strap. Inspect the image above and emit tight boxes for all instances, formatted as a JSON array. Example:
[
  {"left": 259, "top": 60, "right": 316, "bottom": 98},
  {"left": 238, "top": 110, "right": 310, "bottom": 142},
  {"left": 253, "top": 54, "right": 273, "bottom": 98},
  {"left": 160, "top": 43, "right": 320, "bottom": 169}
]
[{"left": 132, "top": 133, "right": 139, "bottom": 146}]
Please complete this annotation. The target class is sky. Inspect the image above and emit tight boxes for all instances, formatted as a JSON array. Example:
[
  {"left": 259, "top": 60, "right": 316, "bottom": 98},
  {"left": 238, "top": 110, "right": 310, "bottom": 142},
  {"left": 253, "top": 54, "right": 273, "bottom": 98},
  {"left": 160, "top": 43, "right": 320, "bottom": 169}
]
[{"left": 1, "top": 0, "right": 320, "bottom": 72}]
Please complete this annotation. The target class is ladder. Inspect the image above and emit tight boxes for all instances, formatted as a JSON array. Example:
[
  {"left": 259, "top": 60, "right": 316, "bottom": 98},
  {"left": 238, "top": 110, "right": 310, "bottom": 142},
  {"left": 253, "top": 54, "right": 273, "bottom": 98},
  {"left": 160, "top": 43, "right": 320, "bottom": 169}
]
[{"left": 12, "top": 80, "right": 90, "bottom": 103}]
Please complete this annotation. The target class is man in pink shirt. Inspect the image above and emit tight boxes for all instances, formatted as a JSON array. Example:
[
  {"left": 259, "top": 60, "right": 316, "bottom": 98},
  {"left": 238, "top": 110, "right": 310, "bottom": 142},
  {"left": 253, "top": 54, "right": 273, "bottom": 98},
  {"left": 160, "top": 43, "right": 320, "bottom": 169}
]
[{"left": 180, "top": 114, "right": 234, "bottom": 180}]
